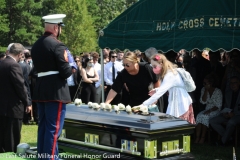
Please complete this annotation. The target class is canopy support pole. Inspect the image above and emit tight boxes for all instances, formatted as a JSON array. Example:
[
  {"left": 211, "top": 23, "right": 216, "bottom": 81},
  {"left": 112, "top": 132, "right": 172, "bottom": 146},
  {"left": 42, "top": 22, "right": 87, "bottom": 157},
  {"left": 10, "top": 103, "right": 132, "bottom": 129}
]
[{"left": 100, "top": 48, "right": 105, "bottom": 102}]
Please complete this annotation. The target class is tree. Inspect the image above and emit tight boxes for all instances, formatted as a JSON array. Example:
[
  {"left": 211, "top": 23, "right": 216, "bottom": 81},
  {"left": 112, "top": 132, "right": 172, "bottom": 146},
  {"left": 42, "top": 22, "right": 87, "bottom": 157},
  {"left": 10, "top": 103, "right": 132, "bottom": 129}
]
[
  {"left": 87, "top": 0, "right": 138, "bottom": 32},
  {"left": 54, "top": 0, "right": 97, "bottom": 54},
  {"left": 2, "top": 0, "right": 43, "bottom": 46},
  {"left": 38, "top": 0, "right": 56, "bottom": 16},
  {"left": 0, "top": 0, "right": 9, "bottom": 47}
]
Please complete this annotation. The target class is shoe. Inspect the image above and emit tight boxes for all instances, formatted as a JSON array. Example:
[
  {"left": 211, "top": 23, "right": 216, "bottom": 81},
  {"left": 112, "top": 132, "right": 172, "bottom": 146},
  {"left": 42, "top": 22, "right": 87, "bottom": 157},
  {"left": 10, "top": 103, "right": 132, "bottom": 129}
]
[{"left": 23, "top": 121, "right": 31, "bottom": 125}]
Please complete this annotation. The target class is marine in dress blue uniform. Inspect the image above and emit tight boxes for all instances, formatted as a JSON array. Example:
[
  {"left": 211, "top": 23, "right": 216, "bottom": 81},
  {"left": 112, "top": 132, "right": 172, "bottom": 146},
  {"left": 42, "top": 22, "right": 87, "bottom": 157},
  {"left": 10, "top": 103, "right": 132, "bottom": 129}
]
[{"left": 31, "top": 14, "right": 73, "bottom": 160}]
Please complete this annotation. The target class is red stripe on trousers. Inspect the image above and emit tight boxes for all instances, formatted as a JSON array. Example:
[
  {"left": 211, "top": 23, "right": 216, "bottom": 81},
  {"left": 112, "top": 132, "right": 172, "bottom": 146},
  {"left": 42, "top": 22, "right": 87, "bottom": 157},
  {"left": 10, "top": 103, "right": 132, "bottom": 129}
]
[{"left": 51, "top": 102, "right": 62, "bottom": 160}]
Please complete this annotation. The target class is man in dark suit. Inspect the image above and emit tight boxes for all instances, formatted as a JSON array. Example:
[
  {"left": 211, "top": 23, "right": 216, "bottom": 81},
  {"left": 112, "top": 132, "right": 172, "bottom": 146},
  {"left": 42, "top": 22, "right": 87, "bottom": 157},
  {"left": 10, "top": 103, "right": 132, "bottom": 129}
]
[
  {"left": 31, "top": 14, "right": 73, "bottom": 159},
  {"left": 19, "top": 52, "right": 32, "bottom": 124},
  {"left": 210, "top": 76, "right": 240, "bottom": 145},
  {"left": 0, "top": 43, "right": 32, "bottom": 153}
]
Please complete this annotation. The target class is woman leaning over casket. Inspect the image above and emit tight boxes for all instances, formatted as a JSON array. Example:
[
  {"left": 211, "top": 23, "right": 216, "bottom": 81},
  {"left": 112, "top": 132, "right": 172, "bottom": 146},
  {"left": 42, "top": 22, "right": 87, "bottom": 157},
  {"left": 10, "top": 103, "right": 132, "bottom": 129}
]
[
  {"left": 105, "top": 52, "right": 160, "bottom": 106},
  {"left": 142, "top": 54, "right": 195, "bottom": 124}
]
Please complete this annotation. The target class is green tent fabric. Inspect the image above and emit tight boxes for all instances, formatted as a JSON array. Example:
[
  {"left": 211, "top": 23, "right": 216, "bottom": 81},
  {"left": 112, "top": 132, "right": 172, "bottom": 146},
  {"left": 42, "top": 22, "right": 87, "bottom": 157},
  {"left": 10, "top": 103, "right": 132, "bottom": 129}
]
[{"left": 98, "top": 0, "right": 240, "bottom": 52}]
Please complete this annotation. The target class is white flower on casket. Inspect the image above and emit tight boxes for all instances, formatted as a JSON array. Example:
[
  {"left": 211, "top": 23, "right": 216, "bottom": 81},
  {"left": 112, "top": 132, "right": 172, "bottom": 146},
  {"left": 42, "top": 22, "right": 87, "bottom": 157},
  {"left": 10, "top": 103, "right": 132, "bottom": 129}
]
[
  {"left": 114, "top": 105, "right": 119, "bottom": 111},
  {"left": 118, "top": 103, "right": 125, "bottom": 110},
  {"left": 95, "top": 103, "right": 100, "bottom": 109},
  {"left": 74, "top": 98, "right": 82, "bottom": 106},
  {"left": 92, "top": 103, "right": 97, "bottom": 108},
  {"left": 100, "top": 103, "right": 106, "bottom": 109},
  {"left": 88, "top": 102, "right": 93, "bottom": 108},
  {"left": 140, "top": 105, "right": 148, "bottom": 112},
  {"left": 105, "top": 104, "right": 112, "bottom": 110},
  {"left": 126, "top": 105, "right": 132, "bottom": 112}
]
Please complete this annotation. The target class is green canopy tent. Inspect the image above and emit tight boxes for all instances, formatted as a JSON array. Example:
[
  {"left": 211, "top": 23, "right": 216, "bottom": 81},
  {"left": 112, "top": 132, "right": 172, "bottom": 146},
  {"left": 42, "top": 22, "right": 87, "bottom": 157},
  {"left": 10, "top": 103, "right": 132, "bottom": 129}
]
[{"left": 98, "top": 0, "right": 240, "bottom": 52}]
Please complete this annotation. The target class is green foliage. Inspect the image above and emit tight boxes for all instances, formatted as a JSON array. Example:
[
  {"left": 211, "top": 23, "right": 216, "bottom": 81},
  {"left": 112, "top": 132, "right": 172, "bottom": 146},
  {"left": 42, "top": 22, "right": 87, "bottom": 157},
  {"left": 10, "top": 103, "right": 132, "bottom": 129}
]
[
  {"left": 40, "top": 0, "right": 57, "bottom": 16},
  {"left": 0, "top": 0, "right": 9, "bottom": 36},
  {"left": 0, "top": 0, "right": 43, "bottom": 47},
  {"left": 0, "top": 47, "right": 7, "bottom": 53},
  {"left": 55, "top": 0, "right": 98, "bottom": 54},
  {"left": 87, "top": 0, "right": 138, "bottom": 31},
  {"left": 0, "top": 0, "right": 138, "bottom": 50}
]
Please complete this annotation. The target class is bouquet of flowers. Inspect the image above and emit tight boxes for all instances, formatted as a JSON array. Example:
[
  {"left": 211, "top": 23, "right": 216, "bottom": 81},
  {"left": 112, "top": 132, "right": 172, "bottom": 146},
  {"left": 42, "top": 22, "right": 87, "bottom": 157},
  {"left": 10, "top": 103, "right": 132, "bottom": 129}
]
[
  {"left": 74, "top": 98, "right": 82, "bottom": 106},
  {"left": 118, "top": 103, "right": 125, "bottom": 110},
  {"left": 126, "top": 105, "right": 132, "bottom": 113}
]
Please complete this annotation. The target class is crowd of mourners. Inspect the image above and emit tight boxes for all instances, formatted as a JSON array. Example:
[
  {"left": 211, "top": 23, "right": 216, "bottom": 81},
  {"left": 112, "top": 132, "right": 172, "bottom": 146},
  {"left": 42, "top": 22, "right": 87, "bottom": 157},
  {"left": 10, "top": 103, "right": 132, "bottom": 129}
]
[{"left": 0, "top": 46, "right": 240, "bottom": 147}]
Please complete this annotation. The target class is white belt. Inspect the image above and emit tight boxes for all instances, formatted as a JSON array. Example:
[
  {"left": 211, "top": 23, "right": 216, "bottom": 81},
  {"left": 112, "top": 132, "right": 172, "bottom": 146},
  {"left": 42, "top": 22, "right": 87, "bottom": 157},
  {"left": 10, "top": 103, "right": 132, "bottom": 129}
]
[{"left": 38, "top": 71, "right": 59, "bottom": 77}]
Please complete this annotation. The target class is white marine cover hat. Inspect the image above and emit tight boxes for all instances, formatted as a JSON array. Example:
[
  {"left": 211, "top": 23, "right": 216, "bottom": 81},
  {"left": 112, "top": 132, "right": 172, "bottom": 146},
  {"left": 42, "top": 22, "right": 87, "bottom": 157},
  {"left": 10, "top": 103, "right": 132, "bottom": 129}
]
[{"left": 42, "top": 14, "right": 66, "bottom": 26}]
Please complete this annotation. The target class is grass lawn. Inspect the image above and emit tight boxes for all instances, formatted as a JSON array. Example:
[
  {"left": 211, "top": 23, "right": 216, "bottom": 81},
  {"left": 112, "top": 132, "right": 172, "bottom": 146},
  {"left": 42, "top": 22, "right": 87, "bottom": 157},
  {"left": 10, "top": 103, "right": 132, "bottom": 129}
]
[{"left": 20, "top": 124, "right": 240, "bottom": 160}]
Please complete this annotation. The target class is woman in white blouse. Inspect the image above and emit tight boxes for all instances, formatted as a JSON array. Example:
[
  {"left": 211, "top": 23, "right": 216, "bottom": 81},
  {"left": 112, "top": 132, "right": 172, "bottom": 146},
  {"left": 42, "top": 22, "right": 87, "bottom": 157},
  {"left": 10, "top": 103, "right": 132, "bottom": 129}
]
[
  {"left": 194, "top": 73, "right": 222, "bottom": 144},
  {"left": 142, "top": 54, "right": 195, "bottom": 124}
]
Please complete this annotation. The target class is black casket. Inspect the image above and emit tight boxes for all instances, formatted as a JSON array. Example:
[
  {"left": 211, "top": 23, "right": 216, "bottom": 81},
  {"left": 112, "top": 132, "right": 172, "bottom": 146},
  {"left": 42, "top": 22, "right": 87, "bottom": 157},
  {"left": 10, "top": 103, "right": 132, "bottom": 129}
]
[{"left": 58, "top": 104, "right": 195, "bottom": 159}]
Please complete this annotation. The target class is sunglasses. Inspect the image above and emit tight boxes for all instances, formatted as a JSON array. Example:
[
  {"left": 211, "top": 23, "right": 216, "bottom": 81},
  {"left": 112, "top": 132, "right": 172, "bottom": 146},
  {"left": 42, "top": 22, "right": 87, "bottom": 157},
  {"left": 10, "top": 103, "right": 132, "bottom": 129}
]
[
  {"left": 122, "top": 63, "right": 130, "bottom": 67},
  {"left": 75, "top": 60, "right": 80, "bottom": 63},
  {"left": 136, "top": 54, "right": 141, "bottom": 57},
  {"left": 111, "top": 56, "right": 117, "bottom": 58}
]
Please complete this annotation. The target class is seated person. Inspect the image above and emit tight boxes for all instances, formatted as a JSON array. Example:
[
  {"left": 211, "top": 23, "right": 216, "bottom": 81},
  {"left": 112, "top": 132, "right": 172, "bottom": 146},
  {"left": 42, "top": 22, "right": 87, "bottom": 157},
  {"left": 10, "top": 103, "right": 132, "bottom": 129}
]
[
  {"left": 210, "top": 76, "right": 240, "bottom": 145},
  {"left": 194, "top": 73, "right": 222, "bottom": 144}
]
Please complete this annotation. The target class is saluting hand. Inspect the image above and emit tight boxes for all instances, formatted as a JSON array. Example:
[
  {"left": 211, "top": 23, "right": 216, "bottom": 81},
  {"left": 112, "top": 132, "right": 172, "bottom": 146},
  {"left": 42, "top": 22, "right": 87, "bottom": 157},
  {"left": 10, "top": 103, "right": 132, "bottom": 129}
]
[{"left": 25, "top": 105, "right": 32, "bottom": 113}]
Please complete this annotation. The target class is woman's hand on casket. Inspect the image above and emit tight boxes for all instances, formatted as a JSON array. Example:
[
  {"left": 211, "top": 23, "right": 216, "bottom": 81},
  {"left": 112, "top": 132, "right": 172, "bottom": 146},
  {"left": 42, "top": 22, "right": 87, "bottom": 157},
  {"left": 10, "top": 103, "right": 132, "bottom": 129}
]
[
  {"left": 132, "top": 105, "right": 148, "bottom": 113},
  {"left": 132, "top": 105, "right": 141, "bottom": 112},
  {"left": 148, "top": 89, "right": 156, "bottom": 96}
]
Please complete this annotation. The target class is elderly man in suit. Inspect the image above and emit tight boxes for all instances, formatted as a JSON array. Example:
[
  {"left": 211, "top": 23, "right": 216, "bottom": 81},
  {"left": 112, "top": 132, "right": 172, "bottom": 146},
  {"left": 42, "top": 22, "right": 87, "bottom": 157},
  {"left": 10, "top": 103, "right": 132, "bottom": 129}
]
[
  {"left": 210, "top": 76, "right": 240, "bottom": 145},
  {"left": 0, "top": 43, "right": 32, "bottom": 153}
]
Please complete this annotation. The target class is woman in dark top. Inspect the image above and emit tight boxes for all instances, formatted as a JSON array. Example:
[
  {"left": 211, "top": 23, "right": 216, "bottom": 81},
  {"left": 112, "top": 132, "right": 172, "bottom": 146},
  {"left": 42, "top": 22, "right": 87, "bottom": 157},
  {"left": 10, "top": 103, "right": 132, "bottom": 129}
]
[
  {"left": 105, "top": 52, "right": 159, "bottom": 106},
  {"left": 80, "top": 57, "right": 99, "bottom": 103}
]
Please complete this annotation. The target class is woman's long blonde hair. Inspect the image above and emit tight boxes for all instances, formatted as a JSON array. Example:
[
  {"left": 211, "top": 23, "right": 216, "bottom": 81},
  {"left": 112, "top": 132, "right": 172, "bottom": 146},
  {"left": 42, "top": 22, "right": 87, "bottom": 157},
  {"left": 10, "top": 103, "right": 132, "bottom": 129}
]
[{"left": 151, "top": 54, "right": 177, "bottom": 79}]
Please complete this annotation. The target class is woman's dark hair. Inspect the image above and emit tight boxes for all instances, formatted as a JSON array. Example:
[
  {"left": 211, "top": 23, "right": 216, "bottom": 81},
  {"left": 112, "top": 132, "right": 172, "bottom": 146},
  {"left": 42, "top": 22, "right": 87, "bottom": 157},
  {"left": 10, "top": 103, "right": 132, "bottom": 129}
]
[
  {"left": 82, "top": 57, "right": 93, "bottom": 68},
  {"left": 209, "top": 50, "right": 221, "bottom": 61},
  {"left": 109, "top": 50, "right": 116, "bottom": 58},
  {"left": 74, "top": 55, "right": 80, "bottom": 60},
  {"left": 165, "top": 50, "right": 178, "bottom": 63},
  {"left": 205, "top": 73, "right": 219, "bottom": 88}
]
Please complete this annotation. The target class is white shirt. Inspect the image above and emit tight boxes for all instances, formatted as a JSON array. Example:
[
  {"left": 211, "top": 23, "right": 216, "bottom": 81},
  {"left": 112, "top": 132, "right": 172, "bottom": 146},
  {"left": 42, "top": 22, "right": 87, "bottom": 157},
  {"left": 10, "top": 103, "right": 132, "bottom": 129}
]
[
  {"left": 116, "top": 59, "right": 123, "bottom": 63},
  {"left": 104, "top": 61, "right": 124, "bottom": 85},
  {"left": 143, "top": 69, "right": 192, "bottom": 117},
  {"left": 93, "top": 62, "right": 101, "bottom": 88},
  {"left": 67, "top": 74, "right": 75, "bottom": 86}
]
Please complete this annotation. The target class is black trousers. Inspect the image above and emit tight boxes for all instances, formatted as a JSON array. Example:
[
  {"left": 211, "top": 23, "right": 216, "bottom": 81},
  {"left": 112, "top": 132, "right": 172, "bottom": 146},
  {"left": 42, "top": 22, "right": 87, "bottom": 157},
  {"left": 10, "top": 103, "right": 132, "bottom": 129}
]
[
  {"left": 105, "top": 85, "right": 122, "bottom": 105},
  {"left": 69, "top": 85, "right": 78, "bottom": 102},
  {"left": 81, "top": 83, "right": 96, "bottom": 103},
  {"left": 23, "top": 110, "right": 31, "bottom": 124},
  {"left": 0, "top": 116, "right": 22, "bottom": 153}
]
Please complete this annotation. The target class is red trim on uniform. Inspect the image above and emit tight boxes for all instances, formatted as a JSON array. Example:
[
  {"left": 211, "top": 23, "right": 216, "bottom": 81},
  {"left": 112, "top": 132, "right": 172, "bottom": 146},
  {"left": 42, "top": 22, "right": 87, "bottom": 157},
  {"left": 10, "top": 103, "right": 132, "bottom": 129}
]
[{"left": 51, "top": 102, "right": 62, "bottom": 160}]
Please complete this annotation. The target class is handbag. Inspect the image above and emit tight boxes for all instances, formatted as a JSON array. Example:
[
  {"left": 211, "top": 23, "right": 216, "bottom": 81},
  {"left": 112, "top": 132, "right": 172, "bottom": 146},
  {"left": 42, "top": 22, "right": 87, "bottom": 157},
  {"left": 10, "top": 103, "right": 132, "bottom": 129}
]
[{"left": 148, "top": 104, "right": 159, "bottom": 112}]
